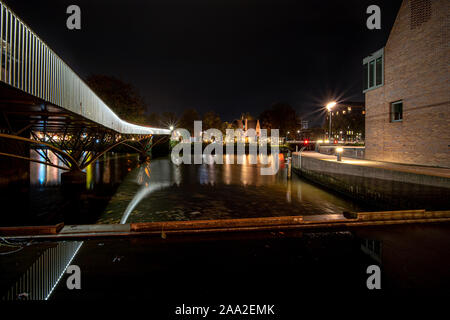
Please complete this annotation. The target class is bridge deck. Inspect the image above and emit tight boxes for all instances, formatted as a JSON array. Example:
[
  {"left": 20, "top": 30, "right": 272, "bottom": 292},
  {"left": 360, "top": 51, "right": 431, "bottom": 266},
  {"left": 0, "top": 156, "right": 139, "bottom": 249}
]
[{"left": 0, "top": 1, "right": 170, "bottom": 136}]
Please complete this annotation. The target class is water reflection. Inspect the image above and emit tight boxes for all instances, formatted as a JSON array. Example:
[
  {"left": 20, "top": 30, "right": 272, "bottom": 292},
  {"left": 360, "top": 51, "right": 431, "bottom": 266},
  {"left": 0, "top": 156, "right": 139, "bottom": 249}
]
[
  {"left": 1, "top": 152, "right": 140, "bottom": 226},
  {"left": 100, "top": 154, "right": 370, "bottom": 224},
  {"left": 30, "top": 150, "right": 128, "bottom": 188},
  {"left": 30, "top": 150, "right": 62, "bottom": 186},
  {"left": 2, "top": 241, "right": 83, "bottom": 300},
  {"left": 120, "top": 162, "right": 170, "bottom": 224}
]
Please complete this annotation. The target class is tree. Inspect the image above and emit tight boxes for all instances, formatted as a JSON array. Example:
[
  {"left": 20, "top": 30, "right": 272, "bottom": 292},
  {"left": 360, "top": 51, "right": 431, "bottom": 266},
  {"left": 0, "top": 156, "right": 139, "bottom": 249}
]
[
  {"left": 240, "top": 112, "right": 254, "bottom": 120},
  {"left": 86, "top": 75, "right": 147, "bottom": 124},
  {"left": 178, "top": 108, "right": 201, "bottom": 135},
  {"left": 259, "top": 102, "right": 297, "bottom": 137},
  {"left": 202, "top": 111, "right": 222, "bottom": 131},
  {"left": 259, "top": 109, "right": 274, "bottom": 134},
  {"left": 145, "top": 112, "right": 161, "bottom": 127},
  {"left": 221, "top": 121, "right": 233, "bottom": 133},
  {"left": 160, "top": 112, "right": 179, "bottom": 129}
]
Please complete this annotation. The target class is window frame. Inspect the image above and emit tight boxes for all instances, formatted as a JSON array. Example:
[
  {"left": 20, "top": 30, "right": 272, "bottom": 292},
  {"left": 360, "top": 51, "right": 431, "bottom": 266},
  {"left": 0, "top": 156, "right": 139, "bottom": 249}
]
[
  {"left": 390, "top": 100, "right": 403, "bottom": 122},
  {"left": 363, "top": 48, "right": 384, "bottom": 92}
]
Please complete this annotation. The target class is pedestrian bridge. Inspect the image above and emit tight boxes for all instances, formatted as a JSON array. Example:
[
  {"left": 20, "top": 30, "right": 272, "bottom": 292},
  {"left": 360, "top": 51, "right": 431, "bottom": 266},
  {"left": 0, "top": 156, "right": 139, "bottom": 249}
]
[{"left": 0, "top": 1, "right": 170, "bottom": 136}]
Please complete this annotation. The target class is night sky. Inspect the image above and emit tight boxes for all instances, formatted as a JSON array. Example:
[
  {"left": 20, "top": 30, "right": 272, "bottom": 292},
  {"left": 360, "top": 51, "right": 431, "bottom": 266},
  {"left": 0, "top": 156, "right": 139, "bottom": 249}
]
[{"left": 5, "top": 0, "right": 402, "bottom": 124}]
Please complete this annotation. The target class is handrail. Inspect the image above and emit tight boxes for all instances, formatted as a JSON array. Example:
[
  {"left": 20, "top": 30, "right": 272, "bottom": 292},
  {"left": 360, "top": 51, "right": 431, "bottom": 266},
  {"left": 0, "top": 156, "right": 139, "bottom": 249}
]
[{"left": 0, "top": 1, "right": 170, "bottom": 135}]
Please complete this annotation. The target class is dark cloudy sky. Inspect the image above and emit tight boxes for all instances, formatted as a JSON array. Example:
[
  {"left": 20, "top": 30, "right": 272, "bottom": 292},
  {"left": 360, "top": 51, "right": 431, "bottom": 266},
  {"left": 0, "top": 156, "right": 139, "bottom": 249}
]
[{"left": 5, "top": 0, "right": 402, "bottom": 123}]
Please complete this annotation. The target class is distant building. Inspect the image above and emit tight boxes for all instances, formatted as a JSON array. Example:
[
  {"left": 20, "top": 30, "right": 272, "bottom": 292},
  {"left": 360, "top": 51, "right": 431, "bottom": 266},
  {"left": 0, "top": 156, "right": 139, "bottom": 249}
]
[
  {"left": 325, "top": 101, "right": 365, "bottom": 142},
  {"left": 299, "top": 127, "right": 326, "bottom": 142},
  {"left": 301, "top": 120, "right": 309, "bottom": 130},
  {"left": 363, "top": 0, "right": 449, "bottom": 167},
  {"left": 232, "top": 118, "right": 261, "bottom": 137}
]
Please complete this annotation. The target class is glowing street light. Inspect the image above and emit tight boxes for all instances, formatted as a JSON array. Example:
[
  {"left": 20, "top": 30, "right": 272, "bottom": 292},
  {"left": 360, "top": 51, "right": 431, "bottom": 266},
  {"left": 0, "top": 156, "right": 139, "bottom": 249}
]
[
  {"left": 326, "top": 101, "right": 337, "bottom": 111},
  {"left": 326, "top": 101, "right": 337, "bottom": 141},
  {"left": 169, "top": 125, "right": 174, "bottom": 131}
]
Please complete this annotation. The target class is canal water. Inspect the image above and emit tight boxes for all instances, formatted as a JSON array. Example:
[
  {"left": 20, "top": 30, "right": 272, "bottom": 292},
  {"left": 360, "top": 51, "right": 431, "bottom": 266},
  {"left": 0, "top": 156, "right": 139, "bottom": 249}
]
[
  {"left": 1, "top": 152, "right": 449, "bottom": 300},
  {"left": 98, "top": 154, "right": 369, "bottom": 224},
  {"left": 2, "top": 223, "right": 449, "bottom": 300},
  {"left": 1, "top": 152, "right": 371, "bottom": 226}
]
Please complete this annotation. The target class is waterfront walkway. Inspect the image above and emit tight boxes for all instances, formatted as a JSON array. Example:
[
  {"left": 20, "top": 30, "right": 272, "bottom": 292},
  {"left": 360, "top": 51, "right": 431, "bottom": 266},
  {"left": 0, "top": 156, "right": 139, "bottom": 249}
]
[{"left": 296, "top": 151, "right": 450, "bottom": 179}]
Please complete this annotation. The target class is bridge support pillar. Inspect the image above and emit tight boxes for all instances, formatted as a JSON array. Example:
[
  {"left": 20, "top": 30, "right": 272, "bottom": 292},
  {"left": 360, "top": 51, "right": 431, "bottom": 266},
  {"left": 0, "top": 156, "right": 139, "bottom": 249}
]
[
  {"left": 138, "top": 137, "right": 153, "bottom": 163},
  {"left": 61, "top": 171, "right": 86, "bottom": 186}
]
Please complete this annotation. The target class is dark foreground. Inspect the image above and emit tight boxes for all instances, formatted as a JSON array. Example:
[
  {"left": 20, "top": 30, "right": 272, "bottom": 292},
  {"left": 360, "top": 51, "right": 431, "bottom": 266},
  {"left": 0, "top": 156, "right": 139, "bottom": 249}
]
[{"left": 1, "top": 223, "right": 449, "bottom": 314}]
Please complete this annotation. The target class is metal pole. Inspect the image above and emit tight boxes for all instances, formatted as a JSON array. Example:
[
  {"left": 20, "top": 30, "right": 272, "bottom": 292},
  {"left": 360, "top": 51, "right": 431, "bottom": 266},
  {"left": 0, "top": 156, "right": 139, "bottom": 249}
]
[
  {"left": 0, "top": 4, "right": 3, "bottom": 82},
  {"left": 328, "top": 111, "right": 332, "bottom": 141}
]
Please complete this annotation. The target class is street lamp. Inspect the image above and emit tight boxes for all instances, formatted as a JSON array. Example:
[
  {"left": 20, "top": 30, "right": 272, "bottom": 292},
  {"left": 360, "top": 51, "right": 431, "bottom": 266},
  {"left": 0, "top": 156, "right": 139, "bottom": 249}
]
[
  {"left": 169, "top": 125, "right": 174, "bottom": 131},
  {"left": 326, "top": 101, "right": 337, "bottom": 142}
]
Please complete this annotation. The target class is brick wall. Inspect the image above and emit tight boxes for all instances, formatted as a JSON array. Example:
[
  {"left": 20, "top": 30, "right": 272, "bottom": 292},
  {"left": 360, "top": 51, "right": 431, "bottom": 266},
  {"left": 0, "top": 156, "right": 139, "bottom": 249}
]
[{"left": 365, "top": 0, "right": 450, "bottom": 167}]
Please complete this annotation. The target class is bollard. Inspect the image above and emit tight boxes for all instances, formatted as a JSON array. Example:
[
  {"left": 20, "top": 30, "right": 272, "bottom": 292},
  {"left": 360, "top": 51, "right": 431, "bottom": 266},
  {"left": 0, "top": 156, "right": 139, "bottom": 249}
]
[
  {"left": 336, "top": 147, "right": 343, "bottom": 161},
  {"left": 287, "top": 157, "right": 292, "bottom": 178}
]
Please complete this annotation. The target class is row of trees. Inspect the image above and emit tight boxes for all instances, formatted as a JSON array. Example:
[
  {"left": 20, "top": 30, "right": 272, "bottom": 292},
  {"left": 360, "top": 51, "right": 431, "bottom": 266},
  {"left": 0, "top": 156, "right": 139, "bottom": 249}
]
[
  {"left": 86, "top": 75, "right": 147, "bottom": 124},
  {"left": 86, "top": 74, "right": 301, "bottom": 136},
  {"left": 259, "top": 103, "right": 298, "bottom": 137}
]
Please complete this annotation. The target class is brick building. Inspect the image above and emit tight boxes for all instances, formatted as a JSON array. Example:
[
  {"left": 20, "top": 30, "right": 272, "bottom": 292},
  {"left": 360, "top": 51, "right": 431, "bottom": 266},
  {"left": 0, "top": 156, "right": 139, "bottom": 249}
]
[{"left": 364, "top": 0, "right": 449, "bottom": 167}]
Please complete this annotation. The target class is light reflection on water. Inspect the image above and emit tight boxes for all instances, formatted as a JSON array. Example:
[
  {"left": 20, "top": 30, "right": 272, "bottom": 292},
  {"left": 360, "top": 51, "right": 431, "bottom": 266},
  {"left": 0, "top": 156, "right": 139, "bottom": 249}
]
[
  {"left": 2, "top": 151, "right": 138, "bottom": 226},
  {"left": 99, "top": 154, "right": 369, "bottom": 224},
  {"left": 30, "top": 150, "right": 119, "bottom": 188},
  {"left": 30, "top": 150, "right": 61, "bottom": 186}
]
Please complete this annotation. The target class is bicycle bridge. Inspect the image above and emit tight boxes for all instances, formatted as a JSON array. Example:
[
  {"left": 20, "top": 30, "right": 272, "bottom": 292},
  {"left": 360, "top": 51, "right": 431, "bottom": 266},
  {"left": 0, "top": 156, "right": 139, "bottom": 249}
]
[{"left": 0, "top": 1, "right": 171, "bottom": 183}]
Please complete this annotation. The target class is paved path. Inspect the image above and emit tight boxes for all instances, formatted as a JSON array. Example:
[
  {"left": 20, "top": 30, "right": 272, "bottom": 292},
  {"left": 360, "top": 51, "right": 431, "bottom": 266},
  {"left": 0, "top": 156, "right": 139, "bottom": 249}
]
[{"left": 295, "top": 151, "right": 450, "bottom": 179}]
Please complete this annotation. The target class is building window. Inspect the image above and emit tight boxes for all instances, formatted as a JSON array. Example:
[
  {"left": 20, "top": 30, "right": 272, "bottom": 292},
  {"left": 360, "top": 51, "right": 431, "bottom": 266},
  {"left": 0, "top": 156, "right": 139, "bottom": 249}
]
[
  {"left": 375, "top": 57, "right": 383, "bottom": 85},
  {"left": 363, "top": 48, "right": 384, "bottom": 92},
  {"left": 363, "top": 63, "right": 368, "bottom": 90},
  {"left": 390, "top": 101, "right": 403, "bottom": 122},
  {"left": 369, "top": 60, "right": 375, "bottom": 88}
]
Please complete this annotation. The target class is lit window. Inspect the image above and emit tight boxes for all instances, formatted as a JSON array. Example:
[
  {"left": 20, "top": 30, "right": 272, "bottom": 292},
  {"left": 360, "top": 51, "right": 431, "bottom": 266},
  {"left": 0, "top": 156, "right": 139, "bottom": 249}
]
[
  {"left": 390, "top": 101, "right": 403, "bottom": 122},
  {"left": 363, "top": 48, "right": 384, "bottom": 92},
  {"left": 375, "top": 57, "right": 382, "bottom": 85}
]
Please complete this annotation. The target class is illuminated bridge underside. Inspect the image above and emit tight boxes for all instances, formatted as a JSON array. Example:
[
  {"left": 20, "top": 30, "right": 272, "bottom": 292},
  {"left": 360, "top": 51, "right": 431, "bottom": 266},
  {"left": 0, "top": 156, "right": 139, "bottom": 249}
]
[
  {"left": 0, "top": 82, "right": 132, "bottom": 134},
  {"left": 0, "top": 1, "right": 170, "bottom": 136}
]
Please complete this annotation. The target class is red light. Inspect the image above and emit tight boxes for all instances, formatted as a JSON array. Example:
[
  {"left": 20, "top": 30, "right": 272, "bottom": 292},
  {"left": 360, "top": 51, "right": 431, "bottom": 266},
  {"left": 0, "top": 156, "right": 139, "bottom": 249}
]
[
  {"left": 334, "top": 140, "right": 338, "bottom": 144},
  {"left": 304, "top": 140, "right": 309, "bottom": 145}
]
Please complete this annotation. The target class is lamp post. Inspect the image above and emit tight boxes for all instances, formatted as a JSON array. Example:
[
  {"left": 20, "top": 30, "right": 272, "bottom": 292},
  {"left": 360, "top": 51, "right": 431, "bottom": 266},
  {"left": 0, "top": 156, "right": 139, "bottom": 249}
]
[{"left": 326, "top": 101, "right": 336, "bottom": 142}]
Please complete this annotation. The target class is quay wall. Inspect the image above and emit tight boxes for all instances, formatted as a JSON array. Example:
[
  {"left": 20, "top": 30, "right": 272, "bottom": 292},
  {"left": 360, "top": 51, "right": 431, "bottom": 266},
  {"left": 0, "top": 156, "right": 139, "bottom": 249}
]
[{"left": 292, "top": 153, "right": 450, "bottom": 210}]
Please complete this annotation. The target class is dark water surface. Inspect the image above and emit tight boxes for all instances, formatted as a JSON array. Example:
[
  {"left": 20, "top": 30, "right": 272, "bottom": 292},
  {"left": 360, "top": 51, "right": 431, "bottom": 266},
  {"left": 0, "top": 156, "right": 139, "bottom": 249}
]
[
  {"left": 0, "top": 151, "right": 139, "bottom": 226},
  {"left": 1, "top": 223, "right": 449, "bottom": 300},
  {"left": 2, "top": 152, "right": 373, "bottom": 226},
  {"left": 1, "top": 153, "right": 449, "bottom": 300},
  {"left": 98, "top": 154, "right": 371, "bottom": 224}
]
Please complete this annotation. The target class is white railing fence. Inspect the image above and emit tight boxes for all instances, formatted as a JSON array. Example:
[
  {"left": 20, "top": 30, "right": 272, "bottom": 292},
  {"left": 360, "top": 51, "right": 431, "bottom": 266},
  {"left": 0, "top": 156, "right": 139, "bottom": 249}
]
[{"left": 0, "top": 1, "right": 169, "bottom": 135}]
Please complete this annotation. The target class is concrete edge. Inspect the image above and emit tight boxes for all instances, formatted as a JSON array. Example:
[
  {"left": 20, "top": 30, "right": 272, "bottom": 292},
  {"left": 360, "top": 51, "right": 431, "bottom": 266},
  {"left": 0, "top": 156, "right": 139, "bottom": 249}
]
[{"left": 1, "top": 211, "right": 449, "bottom": 239}]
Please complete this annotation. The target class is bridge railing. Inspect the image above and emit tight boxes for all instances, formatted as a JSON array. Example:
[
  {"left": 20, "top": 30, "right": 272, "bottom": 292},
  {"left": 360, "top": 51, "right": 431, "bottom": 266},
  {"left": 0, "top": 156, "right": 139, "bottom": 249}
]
[{"left": 0, "top": 1, "right": 170, "bottom": 135}]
